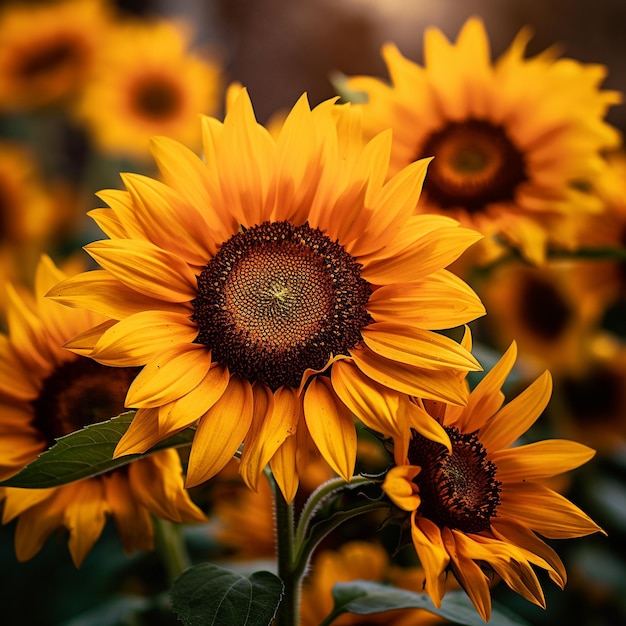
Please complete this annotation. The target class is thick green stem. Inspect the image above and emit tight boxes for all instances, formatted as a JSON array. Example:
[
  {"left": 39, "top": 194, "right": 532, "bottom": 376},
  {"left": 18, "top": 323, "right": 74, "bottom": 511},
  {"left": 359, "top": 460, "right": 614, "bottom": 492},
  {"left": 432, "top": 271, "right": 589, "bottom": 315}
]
[
  {"left": 153, "top": 516, "right": 191, "bottom": 587},
  {"left": 271, "top": 478, "right": 299, "bottom": 626}
]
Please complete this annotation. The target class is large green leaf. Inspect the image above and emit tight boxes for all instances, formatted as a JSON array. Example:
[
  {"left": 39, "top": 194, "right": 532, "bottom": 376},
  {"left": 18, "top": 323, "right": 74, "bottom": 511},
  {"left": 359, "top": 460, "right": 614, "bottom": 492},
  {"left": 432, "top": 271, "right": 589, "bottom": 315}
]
[
  {"left": 170, "top": 564, "right": 283, "bottom": 626},
  {"left": 0, "top": 412, "right": 195, "bottom": 489},
  {"left": 324, "top": 581, "right": 530, "bottom": 626}
]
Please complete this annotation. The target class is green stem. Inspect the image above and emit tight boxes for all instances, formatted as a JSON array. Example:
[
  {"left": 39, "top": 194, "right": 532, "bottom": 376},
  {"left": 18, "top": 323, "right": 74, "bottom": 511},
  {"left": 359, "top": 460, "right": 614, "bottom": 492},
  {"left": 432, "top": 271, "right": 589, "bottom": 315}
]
[
  {"left": 152, "top": 516, "right": 191, "bottom": 587},
  {"left": 271, "top": 477, "right": 299, "bottom": 626}
]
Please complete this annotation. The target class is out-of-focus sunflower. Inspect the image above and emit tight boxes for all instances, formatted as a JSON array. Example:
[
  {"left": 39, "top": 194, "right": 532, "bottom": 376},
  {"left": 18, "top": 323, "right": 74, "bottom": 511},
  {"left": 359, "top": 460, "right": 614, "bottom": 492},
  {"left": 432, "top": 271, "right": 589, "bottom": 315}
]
[
  {"left": 344, "top": 17, "right": 622, "bottom": 265},
  {"left": 0, "top": 255, "right": 206, "bottom": 567},
  {"left": 300, "top": 540, "right": 446, "bottom": 626},
  {"left": 552, "top": 333, "right": 626, "bottom": 455},
  {"left": 0, "top": 0, "right": 110, "bottom": 111},
  {"left": 475, "top": 260, "right": 605, "bottom": 375},
  {"left": 0, "top": 143, "right": 62, "bottom": 318},
  {"left": 74, "top": 18, "right": 222, "bottom": 160},
  {"left": 382, "top": 338, "right": 603, "bottom": 621},
  {"left": 49, "top": 88, "right": 485, "bottom": 503}
]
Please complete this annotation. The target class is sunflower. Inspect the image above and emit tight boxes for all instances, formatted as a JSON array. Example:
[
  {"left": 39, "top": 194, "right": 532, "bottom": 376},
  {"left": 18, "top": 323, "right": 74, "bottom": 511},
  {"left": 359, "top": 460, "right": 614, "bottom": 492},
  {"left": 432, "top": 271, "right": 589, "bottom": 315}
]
[
  {"left": 343, "top": 17, "right": 622, "bottom": 265},
  {"left": 382, "top": 337, "right": 603, "bottom": 621},
  {"left": 0, "top": 0, "right": 110, "bottom": 111},
  {"left": 475, "top": 260, "right": 604, "bottom": 376},
  {"left": 0, "top": 255, "right": 206, "bottom": 566},
  {"left": 74, "top": 17, "right": 222, "bottom": 160},
  {"left": 300, "top": 540, "right": 446, "bottom": 626},
  {"left": 0, "top": 142, "right": 62, "bottom": 319},
  {"left": 49, "top": 87, "right": 485, "bottom": 503}
]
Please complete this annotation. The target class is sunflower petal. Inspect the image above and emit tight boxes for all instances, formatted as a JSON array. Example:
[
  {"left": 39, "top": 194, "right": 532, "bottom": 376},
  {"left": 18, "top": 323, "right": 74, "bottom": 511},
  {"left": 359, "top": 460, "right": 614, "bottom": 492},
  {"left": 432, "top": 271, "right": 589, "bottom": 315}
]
[
  {"left": 492, "top": 440, "right": 596, "bottom": 482},
  {"left": 304, "top": 376, "right": 356, "bottom": 481},
  {"left": 125, "top": 344, "right": 210, "bottom": 408},
  {"left": 186, "top": 377, "right": 253, "bottom": 487},
  {"left": 382, "top": 465, "right": 421, "bottom": 511}
]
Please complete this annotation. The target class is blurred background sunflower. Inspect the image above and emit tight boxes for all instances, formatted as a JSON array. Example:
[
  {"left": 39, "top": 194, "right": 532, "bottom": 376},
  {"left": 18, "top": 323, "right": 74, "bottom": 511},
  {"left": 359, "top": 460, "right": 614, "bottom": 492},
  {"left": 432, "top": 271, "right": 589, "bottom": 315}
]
[{"left": 1, "top": 1, "right": 625, "bottom": 625}]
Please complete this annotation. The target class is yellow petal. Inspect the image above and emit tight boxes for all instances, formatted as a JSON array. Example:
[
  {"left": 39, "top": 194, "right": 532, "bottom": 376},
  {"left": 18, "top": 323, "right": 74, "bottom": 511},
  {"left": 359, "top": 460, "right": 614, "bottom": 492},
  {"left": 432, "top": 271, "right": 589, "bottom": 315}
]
[
  {"left": 240, "top": 386, "right": 300, "bottom": 490},
  {"left": 92, "top": 311, "right": 197, "bottom": 367},
  {"left": 411, "top": 515, "right": 449, "bottom": 607},
  {"left": 186, "top": 376, "right": 254, "bottom": 487},
  {"left": 381, "top": 465, "right": 421, "bottom": 511},
  {"left": 349, "top": 347, "right": 469, "bottom": 405},
  {"left": 125, "top": 344, "right": 210, "bottom": 408},
  {"left": 47, "top": 270, "right": 183, "bottom": 319},
  {"left": 366, "top": 270, "right": 485, "bottom": 329},
  {"left": 158, "top": 363, "right": 229, "bottom": 434},
  {"left": 361, "top": 323, "right": 481, "bottom": 371},
  {"left": 114, "top": 408, "right": 162, "bottom": 457},
  {"left": 492, "top": 440, "right": 596, "bottom": 482},
  {"left": 479, "top": 370, "right": 552, "bottom": 451},
  {"left": 269, "top": 432, "right": 300, "bottom": 504},
  {"left": 84, "top": 239, "right": 197, "bottom": 303},
  {"left": 499, "top": 482, "right": 603, "bottom": 539},
  {"left": 303, "top": 376, "right": 356, "bottom": 481}
]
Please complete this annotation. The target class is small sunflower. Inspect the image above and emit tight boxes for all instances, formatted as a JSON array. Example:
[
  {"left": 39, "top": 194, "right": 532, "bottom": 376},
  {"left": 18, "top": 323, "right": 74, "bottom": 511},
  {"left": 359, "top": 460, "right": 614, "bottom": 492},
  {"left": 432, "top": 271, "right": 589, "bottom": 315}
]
[
  {"left": 0, "top": 255, "right": 205, "bottom": 566},
  {"left": 74, "top": 18, "right": 222, "bottom": 160},
  {"left": 382, "top": 338, "right": 603, "bottom": 621},
  {"left": 344, "top": 17, "right": 622, "bottom": 264},
  {"left": 49, "top": 88, "right": 485, "bottom": 502},
  {"left": 476, "top": 260, "right": 603, "bottom": 375},
  {"left": 300, "top": 540, "right": 445, "bottom": 626},
  {"left": 0, "top": 0, "right": 110, "bottom": 111}
]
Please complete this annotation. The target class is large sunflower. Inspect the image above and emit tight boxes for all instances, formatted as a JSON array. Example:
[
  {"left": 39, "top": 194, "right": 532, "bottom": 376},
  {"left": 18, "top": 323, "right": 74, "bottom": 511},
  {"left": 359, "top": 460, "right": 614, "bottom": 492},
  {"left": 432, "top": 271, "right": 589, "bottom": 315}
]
[
  {"left": 49, "top": 88, "right": 485, "bottom": 502},
  {"left": 344, "top": 17, "right": 622, "bottom": 265},
  {"left": 74, "top": 17, "right": 222, "bottom": 160},
  {"left": 382, "top": 337, "right": 603, "bottom": 621},
  {"left": 0, "top": 0, "right": 110, "bottom": 111},
  {"left": 0, "top": 255, "right": 206, "bottom": 566}
]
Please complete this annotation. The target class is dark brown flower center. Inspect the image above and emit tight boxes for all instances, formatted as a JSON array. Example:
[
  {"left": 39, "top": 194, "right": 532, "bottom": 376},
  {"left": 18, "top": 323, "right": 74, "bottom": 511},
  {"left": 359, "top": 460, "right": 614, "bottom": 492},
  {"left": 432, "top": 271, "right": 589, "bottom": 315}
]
[
  {"left": 408, "top": 426, "right": 501, "bottom": 533},
  {"left": 15, "top": 37, "right": 81, "bottom": 80},
  {"left": 421, "top": 119, "right": 527, "bottom": 212},
  {"left": 31, "top": 358, "right": 139, "bottom": 447},
  {"left": 133, "top": 77, "right": 183, "bottom": 120},
  {"left": 192, "top": 220, "right": 372, "bottom": 390},
  {"left": 519, "top": 273, "right": 572, "bottom": 341}
]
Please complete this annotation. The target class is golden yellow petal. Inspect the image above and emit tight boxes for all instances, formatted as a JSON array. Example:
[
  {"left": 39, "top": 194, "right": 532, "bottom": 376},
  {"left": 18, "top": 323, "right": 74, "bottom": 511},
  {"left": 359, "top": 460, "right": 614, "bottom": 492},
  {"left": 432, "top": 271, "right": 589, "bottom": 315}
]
[
  {"left": 303, "top": 376, "right": 356, "bottom": 481},
  {"left": 442, "top": 528, "right": 492, "bottom": 621},
  {"left": 91, "top": 311, "right": 197, "bottom": 367},
  {"left": 381, "top": 465, "right": 421, "bottom": 511},
  {"left": 361, "top": 323, "right": 481, "bottom": 371},
  {"left": 64, "top": 479, "right": 109, "bottom": 567},
  {"left": 102, "top": 473, "right": 154, "bottom": 553},
  {"left": 456, "top": 341, "right": 518, "bottom": 432},
  {"left": 366, "top": 270, "right": 485, "bottom": 329},
  {"left": 411, "top": 515, "right": 449, "bottom": 607},
  {"left": 158, "top": 363, "right": 229, "bottom": 434},
  {"left": 125, "top": 344, "right": 210, "bottom": 408},
  {"left": 269, "top": 432, "right": 300, "bottom": 504},
  {"left": 360, "top": 226, "right": 483, "bottom": 285},
  {"left": 84, "top": 239, "right": 197, "bottom": 303},
  {"left": 491, "top": 518, "right": 566, "bottom": 588},
  {"left": 185, "top": 376, "right": 253, "bottom": 488},
  {"left": 114, "top": 408, "right": 162, "bottom": 457},
  {"left": 47, "top": 270, "right": 183, "bottom": 320},
  {"left": 479, "top": 370, "right": 552, "bottom": 451},
  {"left": 492, "top": 440, "right": 596, "bottom": 482},
  {"left": 349, "top": 347, "right": 469, "bottom": 406},
  {"left": 240, "top": 386, "right": 300, "bottom": 490},
  {"left": 13, "top": 496, "right": 64, "bottom": 562},
  {"left": 499, "top": 482, "right": 604, "bottom": 539}
]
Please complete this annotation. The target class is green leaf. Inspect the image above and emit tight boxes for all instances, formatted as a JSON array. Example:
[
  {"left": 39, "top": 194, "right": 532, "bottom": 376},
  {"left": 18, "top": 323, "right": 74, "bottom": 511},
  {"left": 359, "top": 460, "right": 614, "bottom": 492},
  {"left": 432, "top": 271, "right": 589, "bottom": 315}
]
[
  {"left": 170, "top": 564, "right": 283, "bottom": 626},
  {"left": 0, "top": 412, "right": 195, "bottom": 489},
  {"left": 324, "top": 582, "right": 530, "bottom": 626}
]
